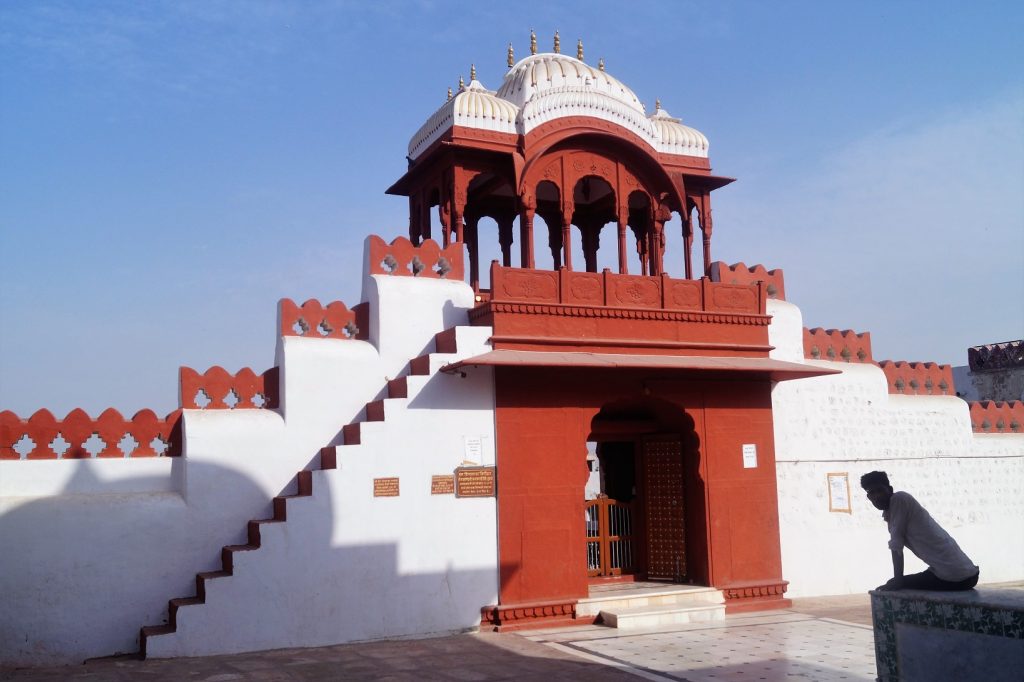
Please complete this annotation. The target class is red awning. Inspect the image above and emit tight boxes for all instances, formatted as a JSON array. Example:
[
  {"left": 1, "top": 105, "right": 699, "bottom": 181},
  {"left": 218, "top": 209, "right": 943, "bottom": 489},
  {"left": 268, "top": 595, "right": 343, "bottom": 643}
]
[{"left": 440, "top": 349, "right": 840, "bottom": 382}]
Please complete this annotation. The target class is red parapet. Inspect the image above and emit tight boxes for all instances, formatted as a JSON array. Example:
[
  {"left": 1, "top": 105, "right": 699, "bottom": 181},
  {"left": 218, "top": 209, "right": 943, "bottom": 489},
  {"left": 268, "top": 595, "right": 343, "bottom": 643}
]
[
  {"left": 803, "top": 328, "right": 875, "bottom": 363},
  {"left": 489, "top": 264, "right": 764, "bottom": 315},
  {"left": 0, "top": 408, "right": 182, "bottom": 459},
  {"left": 969, "top": 400, "right": 1024, "bottom": 434},
  {"left": 878, "top": 361, "right": 955, "bottom": 396},
  {"left": 711, "top": 261, "right": 786, "bottom": 301},
  {"left": 367, "top": 235, "right": 464, "bottom": 280},
  {"left": 279, "top": 298, "right": 367, "bottom": 340},
  {"left": 179, "top": 366, "right": 280, "bottom": 410}
]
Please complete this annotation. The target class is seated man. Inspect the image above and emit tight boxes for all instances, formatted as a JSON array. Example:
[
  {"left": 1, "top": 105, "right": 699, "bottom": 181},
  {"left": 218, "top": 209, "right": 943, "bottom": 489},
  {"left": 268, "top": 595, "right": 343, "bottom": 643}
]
[{"left": 860, "top": 471, "right": 979, "bottom": 591}]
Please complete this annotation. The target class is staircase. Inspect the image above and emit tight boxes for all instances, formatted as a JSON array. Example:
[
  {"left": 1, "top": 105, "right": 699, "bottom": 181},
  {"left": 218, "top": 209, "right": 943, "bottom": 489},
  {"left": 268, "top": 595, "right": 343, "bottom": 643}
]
[
  {"left": 577, "top": 583, "right": 726, "bottom": 630},
  {"left": 140, "top": 325, "right": 493, "bottom": 658}
]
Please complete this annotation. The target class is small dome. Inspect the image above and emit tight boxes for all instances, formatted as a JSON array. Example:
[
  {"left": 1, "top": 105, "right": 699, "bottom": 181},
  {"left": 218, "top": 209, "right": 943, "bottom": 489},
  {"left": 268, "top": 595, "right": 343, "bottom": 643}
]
[
  {"left": 408, "top": 80, "right": 519, "bottom": 160},
  {"left": 496, "top": 53, "right": 644, "bottom": 113},
  {"left": 649, "top": 106, "right": 709, "bottom": 158}
]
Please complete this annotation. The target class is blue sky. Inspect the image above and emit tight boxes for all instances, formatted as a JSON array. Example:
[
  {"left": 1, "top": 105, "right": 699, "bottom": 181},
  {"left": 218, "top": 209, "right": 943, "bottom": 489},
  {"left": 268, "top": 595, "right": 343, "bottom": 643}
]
[{"left": 1, "top": 1, "right": 1022, "bottom": 416}]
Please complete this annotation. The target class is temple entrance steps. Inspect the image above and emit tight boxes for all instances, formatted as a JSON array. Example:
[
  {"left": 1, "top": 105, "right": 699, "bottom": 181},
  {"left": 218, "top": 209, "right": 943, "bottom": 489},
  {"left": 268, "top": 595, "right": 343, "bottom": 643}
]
[
  {"left": 140, "top": 324, "right": 494, "bottom": 659},
  {"left": 579, "top": 582, "right": 725, "bottom": 630}
]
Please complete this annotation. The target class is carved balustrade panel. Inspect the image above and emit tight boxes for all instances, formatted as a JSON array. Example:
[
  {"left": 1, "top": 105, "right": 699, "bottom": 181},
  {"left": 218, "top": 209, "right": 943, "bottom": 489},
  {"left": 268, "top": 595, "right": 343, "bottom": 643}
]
[
  {"left": 493, "top": 267, "right": 559, "bottom": 302},
  {"left": 664, "top": 278, "right": 702, "bottom": 311},
  {"left": 608, "top": 273, "right": 662, "bottom": 309},
  {"left": 0, "top": 408, "right": 182, "bottom": 459},
  {"left": 563, "top": 271, "right": 603, "bottom": 306},
  {"left": 708, "top": 283, "right": 759, "bottom": 314}
]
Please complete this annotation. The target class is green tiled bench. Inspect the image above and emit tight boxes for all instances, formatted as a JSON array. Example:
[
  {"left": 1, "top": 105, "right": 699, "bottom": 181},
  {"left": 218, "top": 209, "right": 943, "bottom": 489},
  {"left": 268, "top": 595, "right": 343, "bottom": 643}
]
[{"left": 870, "top": 587, "right": 1024, "bottom": 681}]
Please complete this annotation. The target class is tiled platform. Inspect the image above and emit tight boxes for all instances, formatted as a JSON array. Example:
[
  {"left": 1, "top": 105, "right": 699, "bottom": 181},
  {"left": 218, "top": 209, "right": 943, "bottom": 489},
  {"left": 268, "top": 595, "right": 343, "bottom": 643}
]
[{"left": 528, "top": 612, "right": 877, "bottom": 682}]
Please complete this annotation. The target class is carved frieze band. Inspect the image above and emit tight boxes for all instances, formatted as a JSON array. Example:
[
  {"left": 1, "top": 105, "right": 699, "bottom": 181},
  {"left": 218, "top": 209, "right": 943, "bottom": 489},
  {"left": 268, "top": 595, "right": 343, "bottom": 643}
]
[
  {"left": 721, "top": 581, "right": 790, "bottom": 600},
  {"left": 470, "top": 301, "right": 770, "bottom": 326},
  {"left": 480, "top": 601, "right": 577, "bottom": 625}
]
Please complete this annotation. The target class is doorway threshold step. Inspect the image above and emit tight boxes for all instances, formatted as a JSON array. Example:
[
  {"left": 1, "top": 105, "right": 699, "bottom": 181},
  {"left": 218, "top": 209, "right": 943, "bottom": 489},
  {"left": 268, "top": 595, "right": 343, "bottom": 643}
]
[
  {"left": 599, "top": 602, "right": 726, "bottom": 630},
  {"left": 579, "top": 585, "right": 724, "bottom": 617}
]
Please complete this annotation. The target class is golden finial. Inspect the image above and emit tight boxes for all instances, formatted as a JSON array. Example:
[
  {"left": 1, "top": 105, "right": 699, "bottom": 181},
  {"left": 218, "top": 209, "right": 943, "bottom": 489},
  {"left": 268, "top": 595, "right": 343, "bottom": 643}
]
[
  {"left": 530, "top": 29, "right": 537, "bottom": 55},
  {"left": 470, "top": 63, "right": 477, "bottom": 81},
  {"left": 553, "top": 30, "right": 560, "bottom": 54},
  {"left": 447, "top": 87, "right": 452, "bottom": 101},
  {"left": 598, "top": 57, "right": 605, "bottom": 71},
  {"left": 655, "top": 99, "right": 661, "bottom": 111},
  {"left": 577, "top": 39, "right": 583, "bottom": 61},
  {"left": 507, "top": 42, "right": 514, "bottom": 68},
  {"left": 458, "top": 74, "right": 464, "bottom": 89}
]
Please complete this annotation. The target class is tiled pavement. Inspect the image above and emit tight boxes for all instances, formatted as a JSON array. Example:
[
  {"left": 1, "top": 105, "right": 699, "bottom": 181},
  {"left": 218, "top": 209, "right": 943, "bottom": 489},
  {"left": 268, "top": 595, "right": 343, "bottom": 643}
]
[{"left": 2, "top": 594, "right": 878, "bottom": 681}]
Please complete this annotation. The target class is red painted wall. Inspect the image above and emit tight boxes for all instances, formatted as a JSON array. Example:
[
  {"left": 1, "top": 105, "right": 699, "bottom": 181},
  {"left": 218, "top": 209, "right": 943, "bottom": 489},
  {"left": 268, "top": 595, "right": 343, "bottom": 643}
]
[{"left": 494, "top": 366, "right": 785, "bottom": 606}]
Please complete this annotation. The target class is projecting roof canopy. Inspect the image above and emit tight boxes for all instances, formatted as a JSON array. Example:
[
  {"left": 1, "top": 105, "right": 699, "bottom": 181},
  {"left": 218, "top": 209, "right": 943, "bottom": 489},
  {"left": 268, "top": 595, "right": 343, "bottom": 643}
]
[{"left": 441, "top": 349, "right": 840, "bottom": 382}]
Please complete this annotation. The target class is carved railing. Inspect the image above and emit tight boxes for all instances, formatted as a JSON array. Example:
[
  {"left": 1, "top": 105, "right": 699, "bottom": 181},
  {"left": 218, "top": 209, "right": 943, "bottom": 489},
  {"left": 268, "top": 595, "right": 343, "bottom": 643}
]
[
  {"left": 711, "top": 261, "right": 786, "bottom": 300},
  {"left": 489, "top": 264, "right": 766, "bottom": 315},
  {"left": 969, "top": 400, "right": 1024, "bottom": 433},
  {"left": 878, "top": 361, "right": 955, "bottom": 396},
  {"left": 803, "top": 328, "right": 874, "bottom": 363},
  {"left": 0, "top": 408, "right": 182, "bottom": 459},
  {"left": 178, "top": 367, "right": 280, "bottom": 410},
  {"left": 968, "top": 340, "right": 1024, "bottom": 372},
  {"left": 279, "top": 298, "right": 368, "bottom": 340},
  {"left": 368, "top": 235, "right": 464, "bottom": 280}
]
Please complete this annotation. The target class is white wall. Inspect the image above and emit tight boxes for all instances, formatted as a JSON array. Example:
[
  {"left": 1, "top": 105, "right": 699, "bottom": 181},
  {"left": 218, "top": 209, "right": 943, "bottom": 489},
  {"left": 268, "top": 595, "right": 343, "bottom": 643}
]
[
  {"left": 767, "top": 300, "right": 1024, "bottom": 598},
  {"left": 0, "top": 262, "right": 498, "bottom": 665}
]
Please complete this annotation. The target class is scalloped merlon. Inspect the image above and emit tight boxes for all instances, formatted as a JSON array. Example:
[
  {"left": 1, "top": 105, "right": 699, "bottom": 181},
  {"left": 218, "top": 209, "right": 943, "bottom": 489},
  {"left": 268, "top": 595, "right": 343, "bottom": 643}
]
[
  {"left": 367, "top": 234, "right": 465, "bottom": 280},
  {"left": 179, "top": 366, "right": 279, "bottom": 410},
  {"left": 710, "top": 261, "right": 785, "bottom": 300},
  {"left": 0, "top": 407, "right": 182, "bottom": 459}
]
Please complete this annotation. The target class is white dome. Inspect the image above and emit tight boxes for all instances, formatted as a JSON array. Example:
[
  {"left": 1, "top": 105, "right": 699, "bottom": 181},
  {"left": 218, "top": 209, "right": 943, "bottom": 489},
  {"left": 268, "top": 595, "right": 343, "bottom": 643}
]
[
  {"left": 406, "top": 53, "right": 709, "bottom": 160},
  {"left": 649, "top": 106, "right": 709, "bottom": 157},
  {"left": 495, "top": 53, "right": 644, "bottom": 113},
  {"left": 408, "top": 80, "right": 518, "bottom": 159}
]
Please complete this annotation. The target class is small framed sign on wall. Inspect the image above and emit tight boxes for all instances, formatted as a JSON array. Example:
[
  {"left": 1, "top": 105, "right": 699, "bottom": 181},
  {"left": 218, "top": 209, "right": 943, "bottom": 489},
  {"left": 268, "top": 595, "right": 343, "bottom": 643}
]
[{"left": 827, "top": 472, "right": 852, "bottom": 513}]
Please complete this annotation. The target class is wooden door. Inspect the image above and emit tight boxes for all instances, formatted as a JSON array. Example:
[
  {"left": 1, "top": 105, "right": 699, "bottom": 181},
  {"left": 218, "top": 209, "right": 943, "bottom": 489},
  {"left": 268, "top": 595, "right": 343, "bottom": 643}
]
[{"left": 642, "top": 436, "right": 686, "bottom": 581}]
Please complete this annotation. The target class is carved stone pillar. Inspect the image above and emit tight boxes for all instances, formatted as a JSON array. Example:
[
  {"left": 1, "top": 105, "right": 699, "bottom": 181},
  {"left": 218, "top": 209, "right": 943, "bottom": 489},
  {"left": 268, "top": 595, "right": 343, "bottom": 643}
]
[
  {"left": 438, "top": 196, "right": 450, "bottom": 247},
  {"left": 498, "top": 214, "right": 515, "bottom": 267},
  {"left": 699, "top": 193, "right": 713, "bottom": 276},
  {"left": 466, "top": 215, "right": 481, "bottom": 291},
  {"left": 561, "top": 200, "right": 574, "bottom": 271},
  {"left": 520, "top": 193, "right": 536, "bottom": 269},
  {"left": 682, "top": 209, "right": 694, "bottom": 280},
  {"left": 617, "top": 206, "right": 628, "bottom": 274},
  {"left": 421, "top": 191, "right": 432, "bottom": 242}
]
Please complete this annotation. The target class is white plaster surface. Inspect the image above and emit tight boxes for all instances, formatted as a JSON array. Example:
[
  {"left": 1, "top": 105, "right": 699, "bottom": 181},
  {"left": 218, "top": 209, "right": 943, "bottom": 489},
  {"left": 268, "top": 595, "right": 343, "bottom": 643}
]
[
  {"left": 0, "top": 271, "right": 497, "bottom": 665},
  {"left": 768, "top": 300, "right": 1024, "bottom": 598}
]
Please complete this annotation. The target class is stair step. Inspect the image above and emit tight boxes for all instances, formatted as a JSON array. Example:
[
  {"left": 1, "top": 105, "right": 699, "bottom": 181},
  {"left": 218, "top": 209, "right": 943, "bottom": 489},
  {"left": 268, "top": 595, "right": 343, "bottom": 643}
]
[
  {"left": 599, "top": 602, "right": 725, "bottom": 630},
  {"left": 387, "top": 377, "right": 408, "bottom": 399},
  {"left": 319, "top": 446, "right": 337, "bottom": 470},
  {"left": 577, "top": 586, "right": 724, "bottom": 616}
]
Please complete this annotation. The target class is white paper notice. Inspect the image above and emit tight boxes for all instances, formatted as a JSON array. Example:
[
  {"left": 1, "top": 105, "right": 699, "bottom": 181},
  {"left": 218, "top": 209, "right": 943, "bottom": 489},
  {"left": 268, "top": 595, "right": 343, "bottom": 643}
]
[
  {"left": 742, "top": 444, "right": 757, "bottom": 468},
  {"left": 828, "top": 473, "right": 851, "bottom": 513},
  {"left": 463, "top": 436, "right": 483, "bottom": 464}
]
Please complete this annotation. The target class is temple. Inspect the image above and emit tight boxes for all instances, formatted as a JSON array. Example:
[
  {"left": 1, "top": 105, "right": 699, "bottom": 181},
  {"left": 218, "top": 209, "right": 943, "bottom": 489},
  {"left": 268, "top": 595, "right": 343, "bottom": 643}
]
[{"left": 2, "top": 34, "right": 1022, "bottom": 666}]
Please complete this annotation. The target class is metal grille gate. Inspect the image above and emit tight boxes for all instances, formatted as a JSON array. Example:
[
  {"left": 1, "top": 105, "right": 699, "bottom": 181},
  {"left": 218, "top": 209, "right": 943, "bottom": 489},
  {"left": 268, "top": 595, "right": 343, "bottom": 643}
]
[{"left": 585, "top": 498, "right": 636, "bottom": 577}]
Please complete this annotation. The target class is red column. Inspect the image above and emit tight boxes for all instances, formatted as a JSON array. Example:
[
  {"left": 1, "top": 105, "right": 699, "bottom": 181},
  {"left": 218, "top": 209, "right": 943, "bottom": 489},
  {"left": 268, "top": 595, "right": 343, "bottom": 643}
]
[
  {"left": 520, "top": 192, "right": 536, "bottom": 269},
  {"left": 617, "top": 205, "right": 628, "bottom": 274}
]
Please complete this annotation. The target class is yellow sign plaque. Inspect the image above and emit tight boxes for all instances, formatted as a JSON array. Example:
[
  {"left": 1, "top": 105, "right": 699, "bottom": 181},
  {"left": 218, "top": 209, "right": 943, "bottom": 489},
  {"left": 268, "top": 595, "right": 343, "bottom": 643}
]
[
  {"left": 431, "top": 475, "right": 455, "bottom": 495},
  {"left": 455, "top": 466, "right": 495, "bottom": 498},
  {"left": 373, "top": 477, "right": 400, "bottom": 497}
]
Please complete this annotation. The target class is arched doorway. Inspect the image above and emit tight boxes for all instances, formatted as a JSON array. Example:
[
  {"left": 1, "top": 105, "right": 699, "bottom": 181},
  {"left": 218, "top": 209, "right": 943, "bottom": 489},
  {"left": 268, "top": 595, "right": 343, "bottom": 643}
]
[{"left": 585, "top": 397, "right": 707, "bottom": 584}]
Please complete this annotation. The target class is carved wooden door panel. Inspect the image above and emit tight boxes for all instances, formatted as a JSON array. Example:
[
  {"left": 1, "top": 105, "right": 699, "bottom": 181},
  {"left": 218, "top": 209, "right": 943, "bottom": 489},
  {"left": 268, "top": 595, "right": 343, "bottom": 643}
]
[{"left": 643, "top": 436, "right": 686, "bottom": 581}]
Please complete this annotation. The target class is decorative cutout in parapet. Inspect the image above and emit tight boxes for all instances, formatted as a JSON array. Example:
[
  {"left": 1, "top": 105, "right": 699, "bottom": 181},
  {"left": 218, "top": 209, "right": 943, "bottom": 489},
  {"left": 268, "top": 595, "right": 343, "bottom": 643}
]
[
  {"left": 178, "top": 367, "right": 280, "bottom": 410},
  {"left": 0, "top": 408, "right": 182, "bottom": 460},
  {"left": 710, "top": 261, "right": 786, "bottom": 300},
  {"left": 969, "top": 400, "right": 1024, "bottom": 433},
  {"left": 803, "top": 328, "right": 874, "bottom": 364},
  {"left": 367, "top": 235, "right": 464, "bottom": 280},
  {"left": 279, "top": 298, "right": 368, "bottom": 341},
  {"left": 877, "top": 361, "right": 955, "bottom": 396}
]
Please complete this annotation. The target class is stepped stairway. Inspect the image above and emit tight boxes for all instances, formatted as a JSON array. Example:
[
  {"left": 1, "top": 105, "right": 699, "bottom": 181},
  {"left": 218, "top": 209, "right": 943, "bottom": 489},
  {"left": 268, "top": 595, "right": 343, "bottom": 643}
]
[
  {"left": 577, "top": 582, "right": 726, "bottom": 630},
  {"left": 139, "top": 325, "right": 488, "bottom": 658}
]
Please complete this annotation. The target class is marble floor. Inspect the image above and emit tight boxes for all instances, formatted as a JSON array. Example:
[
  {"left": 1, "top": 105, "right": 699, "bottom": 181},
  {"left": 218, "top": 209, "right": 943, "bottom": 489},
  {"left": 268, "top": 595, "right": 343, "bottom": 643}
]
[{"left": 527, "top": 611, "right": 877, "bottom": 682}]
